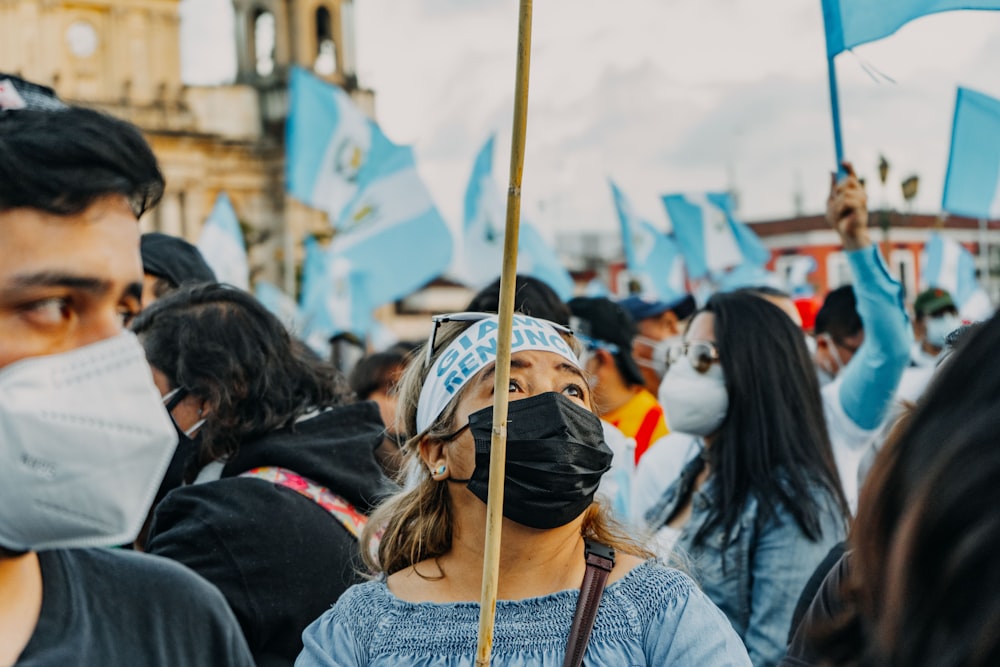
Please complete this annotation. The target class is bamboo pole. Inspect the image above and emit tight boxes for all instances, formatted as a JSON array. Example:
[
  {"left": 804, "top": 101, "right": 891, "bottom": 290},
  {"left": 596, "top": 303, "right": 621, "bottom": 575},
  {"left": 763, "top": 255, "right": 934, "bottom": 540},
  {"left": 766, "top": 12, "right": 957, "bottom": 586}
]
[{"left": 474, "top": 1, "right": 534, "bottom": 665}]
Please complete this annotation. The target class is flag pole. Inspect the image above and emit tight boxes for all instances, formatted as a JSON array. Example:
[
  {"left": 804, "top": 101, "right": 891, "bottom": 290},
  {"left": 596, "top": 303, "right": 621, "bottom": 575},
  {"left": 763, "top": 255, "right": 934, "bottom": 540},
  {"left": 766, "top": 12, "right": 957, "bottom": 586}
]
[
  {"left": 826, "top": 54, "right": 847, "bottom": 175},
  {"left": 475, "top": 0, "right": 533, "bottom": 665}
]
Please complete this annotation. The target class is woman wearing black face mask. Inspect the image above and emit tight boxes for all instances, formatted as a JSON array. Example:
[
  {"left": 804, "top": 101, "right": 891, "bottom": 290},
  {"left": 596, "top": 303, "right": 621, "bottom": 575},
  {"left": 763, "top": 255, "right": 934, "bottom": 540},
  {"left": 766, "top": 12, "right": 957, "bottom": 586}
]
[
  {"left": 131, "top": 284, "right": 394, "bottom": 667},
  {"left": 297, "top": 313, "right": 751, "bottom": 667}
]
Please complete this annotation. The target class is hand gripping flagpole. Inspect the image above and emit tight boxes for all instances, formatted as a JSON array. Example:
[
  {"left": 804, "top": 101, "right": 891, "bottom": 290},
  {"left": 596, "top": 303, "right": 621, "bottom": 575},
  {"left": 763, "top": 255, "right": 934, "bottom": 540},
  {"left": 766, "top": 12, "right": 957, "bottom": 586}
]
[{"left": 475, "top": 1, "right": 533, "bottom": 665}]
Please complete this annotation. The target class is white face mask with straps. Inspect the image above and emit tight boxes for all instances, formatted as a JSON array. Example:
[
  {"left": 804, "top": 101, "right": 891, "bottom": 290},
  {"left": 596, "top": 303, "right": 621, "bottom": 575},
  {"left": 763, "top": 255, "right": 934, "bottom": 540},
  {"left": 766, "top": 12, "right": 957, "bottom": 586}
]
[
  {"left": 658, "top": 355, "right": 729, "bottom": 437},
  {"left": 0, "top": 332, "right": 178, "bottom": 551}
]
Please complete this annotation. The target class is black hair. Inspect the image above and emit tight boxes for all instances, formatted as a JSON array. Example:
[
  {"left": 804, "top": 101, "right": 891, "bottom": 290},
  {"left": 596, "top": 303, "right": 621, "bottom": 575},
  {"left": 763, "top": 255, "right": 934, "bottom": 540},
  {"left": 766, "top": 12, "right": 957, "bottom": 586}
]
[
  {"left": 131, "top": 284, "right": 350, "bottom": 471},
  {"left": 0, "top": 106, "right": 163, "bottom": 218},
  {"left": 698, "top": 291, "right": 849, "bottom": 547},
  {"left": 832, "top": 311, "right": 1000, "bottom": 666},
  {"left": 467, "top": 274, "right": 572, "bottom": 325},
  {"left": 815, "top": 285, "right": 863, "bottom": 342},
  {"left": 349, "top": 350, "right": 408, "bottom": 400}
]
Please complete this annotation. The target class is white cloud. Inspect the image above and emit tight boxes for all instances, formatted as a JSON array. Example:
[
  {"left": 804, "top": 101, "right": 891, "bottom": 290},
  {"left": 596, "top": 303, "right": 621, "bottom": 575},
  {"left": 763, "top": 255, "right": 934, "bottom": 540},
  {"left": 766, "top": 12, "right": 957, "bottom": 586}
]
[{"left": 181, "top": 1, "right": 1000, "bottom": 233}]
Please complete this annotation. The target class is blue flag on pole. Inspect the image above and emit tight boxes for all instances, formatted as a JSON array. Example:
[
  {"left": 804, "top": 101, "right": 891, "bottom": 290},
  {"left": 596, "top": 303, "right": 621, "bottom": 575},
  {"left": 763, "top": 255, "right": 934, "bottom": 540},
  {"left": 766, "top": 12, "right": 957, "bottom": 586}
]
[
  {"left": 609, "top": 180, "right": 685, "bottom": 302},
  {"left": 822, "top": 0, "right": 1000, "bottom": 57},
  {"left": 922, "top": 232, "right": 981, "bottom": 307},
  {"left": 197, "top": 192, "right": 249, "bottom": 290},
  {"left": 457, "top": 135, "right": 575, "bottom": 300},
  {"left": 286, "top": 66, "right": 398, "bottom": 227},
  {"left": 942, "top": 87, "right": 1000, "bottom": 220},
  {"left": 661, "top": 192, "right": 770, "bottom": 281}
]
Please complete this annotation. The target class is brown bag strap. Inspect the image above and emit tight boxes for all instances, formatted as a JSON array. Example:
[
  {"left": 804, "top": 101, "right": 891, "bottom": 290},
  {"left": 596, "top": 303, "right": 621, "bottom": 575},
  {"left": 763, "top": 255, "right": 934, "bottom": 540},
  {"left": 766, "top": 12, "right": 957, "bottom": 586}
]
[{"left": 563, "top": 539, "right": 616, "bottom": 667}]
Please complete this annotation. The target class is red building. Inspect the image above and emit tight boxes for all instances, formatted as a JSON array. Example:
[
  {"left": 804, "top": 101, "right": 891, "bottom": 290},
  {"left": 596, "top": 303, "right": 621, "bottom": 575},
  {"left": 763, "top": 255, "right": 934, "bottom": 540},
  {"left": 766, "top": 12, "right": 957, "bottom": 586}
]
[{"left": 748, "top": 212, "right": 999, "bottom": 302}]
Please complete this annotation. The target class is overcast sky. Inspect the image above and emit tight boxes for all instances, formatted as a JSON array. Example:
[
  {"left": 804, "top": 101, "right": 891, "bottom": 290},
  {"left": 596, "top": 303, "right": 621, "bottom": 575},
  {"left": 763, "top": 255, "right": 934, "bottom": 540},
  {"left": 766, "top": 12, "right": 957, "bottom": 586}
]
[{"left": 180, "top": 0, "right": 1000, "bottom": 236}]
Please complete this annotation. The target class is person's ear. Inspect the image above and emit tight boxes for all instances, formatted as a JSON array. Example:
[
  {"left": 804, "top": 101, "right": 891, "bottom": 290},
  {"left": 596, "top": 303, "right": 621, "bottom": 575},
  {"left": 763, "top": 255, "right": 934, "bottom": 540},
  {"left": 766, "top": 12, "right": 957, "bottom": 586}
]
[
  {"left": 595, "top": 348, "right": 615, "bottom": 366},
  {"left": 418, "top": 435, "right": 448, "bottom": 479}
]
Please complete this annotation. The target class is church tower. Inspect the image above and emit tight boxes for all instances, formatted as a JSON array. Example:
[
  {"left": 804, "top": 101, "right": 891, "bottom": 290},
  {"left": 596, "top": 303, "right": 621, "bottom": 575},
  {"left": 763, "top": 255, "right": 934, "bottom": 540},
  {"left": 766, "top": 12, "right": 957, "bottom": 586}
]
[{"left": 231, "top": 0, "right": 358, "bottom": 88}]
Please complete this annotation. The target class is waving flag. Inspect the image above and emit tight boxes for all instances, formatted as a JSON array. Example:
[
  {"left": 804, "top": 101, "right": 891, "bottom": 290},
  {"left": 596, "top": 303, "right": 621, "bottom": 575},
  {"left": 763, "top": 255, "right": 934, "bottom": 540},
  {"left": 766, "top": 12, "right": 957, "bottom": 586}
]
[
  {"left": 300, "top": 252, "right": 374, "bottom": 351},
  {"left": 457, "top": 136, "right": 575, "bottom": 300},
  {"left": 921, "top": 232, "right": 982, "bottom": 308},
  {"left": 610, "top": 181, "right": 685, "bottom": 302},
  {"left": 286, "top": 67, "right": 397, "bottom": 226},
  {"left": 287, "top": 67, "right": 453, "bottom": 341},
  {"left": 661, "top": 192, "right": 767, "bottom": 280},
  {"left": 942, "top": 87, "right": 1000, "bottom": 220},
  {"left": 197, "top": 192, "right": 249, "bottom": 290},
  {"left": 822, "top": 0, "right": 1000, "bottom": 57}
]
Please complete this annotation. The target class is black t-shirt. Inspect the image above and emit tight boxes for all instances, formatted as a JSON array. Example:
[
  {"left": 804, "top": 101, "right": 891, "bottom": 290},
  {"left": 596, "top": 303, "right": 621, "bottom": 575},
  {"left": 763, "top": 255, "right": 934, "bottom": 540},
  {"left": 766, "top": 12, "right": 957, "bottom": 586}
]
[{"left": 15, "top": 548, "right": 254, "bottom": 667}]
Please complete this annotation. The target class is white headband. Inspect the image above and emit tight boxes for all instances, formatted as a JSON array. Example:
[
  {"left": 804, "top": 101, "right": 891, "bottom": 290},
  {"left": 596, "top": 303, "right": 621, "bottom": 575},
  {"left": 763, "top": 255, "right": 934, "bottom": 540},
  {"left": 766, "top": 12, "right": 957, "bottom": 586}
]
[{"left": 415, "top": 314, "right": 580, "bottom": 433}]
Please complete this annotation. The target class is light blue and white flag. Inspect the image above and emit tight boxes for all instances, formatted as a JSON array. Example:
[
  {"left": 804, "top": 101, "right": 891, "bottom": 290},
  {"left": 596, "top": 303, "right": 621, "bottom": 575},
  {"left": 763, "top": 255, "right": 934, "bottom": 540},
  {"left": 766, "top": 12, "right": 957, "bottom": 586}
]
[
  {"left": 942, "top": 87, "right": 1000, "bottom": 221},
  {"left": 457, "top": 136, "right": 575, "bottom": 301},
  {"left": 821, "top": 0, "right": 1000, "bottom": 57},
  {"left": 299, "top": 241, "right": 375, "bottom": 351},
  {"left": 332, "top": 144, "right": 453, "bottom": 307},
  {"left": 610, "top": 180, "right": 685, "bottom": 302},
  {"left": 197, "top": 192, "right": 249, "bottom": 290},
  {"left": 921, "top": 232, "right": 982, "bottom": 308},
  {"left": 286, "top": 66, "right": 397, "bottom": 227},
  {"left": 255, "top": 281, "right": 301, "bottom": 332},
  {"left": 661, "top": 192, "right": 769, "bottom": 280}
]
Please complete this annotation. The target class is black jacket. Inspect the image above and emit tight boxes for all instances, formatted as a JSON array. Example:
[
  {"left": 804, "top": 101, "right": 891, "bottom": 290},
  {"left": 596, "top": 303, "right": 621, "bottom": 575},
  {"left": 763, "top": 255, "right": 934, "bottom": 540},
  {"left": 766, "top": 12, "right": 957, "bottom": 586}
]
[{"left": 146, "top": 402, "right": 395, "bottom": 667}]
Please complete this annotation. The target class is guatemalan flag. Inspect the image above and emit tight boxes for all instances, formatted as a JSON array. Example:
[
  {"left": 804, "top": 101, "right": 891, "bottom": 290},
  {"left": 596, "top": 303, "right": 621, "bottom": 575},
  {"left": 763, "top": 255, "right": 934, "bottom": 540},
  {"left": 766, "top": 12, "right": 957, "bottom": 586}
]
[
  {"left": 822, "top": 0, "right": 1000, "bottom": 57},
  {"left": 610, "top": 181, "right": 686, "bottom": 302},
  {"left": 942, "top": 87, "right": 1000, "bottom": 221},
  {"left": 197, "top": 192, "right": 249, "bottom": 290},
  {"left": 661, "top": 192, "right": 771, "bottom": 282},
  {"left": 456, "top": 135, "right": 575, "bottom": 301},
  {"left": 286, "top": 67, "right": 453, "bottom": 341},
  {"left": 921, "top": 232, "right": 991, "bottom": 318}
]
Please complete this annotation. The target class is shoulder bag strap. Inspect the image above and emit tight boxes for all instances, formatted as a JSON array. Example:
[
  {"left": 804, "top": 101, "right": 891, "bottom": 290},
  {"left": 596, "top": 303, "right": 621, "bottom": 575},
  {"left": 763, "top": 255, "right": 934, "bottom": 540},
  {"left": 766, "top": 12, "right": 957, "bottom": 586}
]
[
  {"left": 239, "top": 466, "right": 369, "bottom": 539},
  {"left": 562, "top": 539, "right": 616, "bottom": 667}
]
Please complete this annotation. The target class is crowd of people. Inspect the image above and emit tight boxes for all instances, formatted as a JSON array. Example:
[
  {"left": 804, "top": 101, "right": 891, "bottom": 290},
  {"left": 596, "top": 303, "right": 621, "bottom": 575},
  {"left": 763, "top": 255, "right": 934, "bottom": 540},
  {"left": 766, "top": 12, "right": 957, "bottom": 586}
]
[{"left": 2, "top": 73, "right": 998, "bottom": 667}]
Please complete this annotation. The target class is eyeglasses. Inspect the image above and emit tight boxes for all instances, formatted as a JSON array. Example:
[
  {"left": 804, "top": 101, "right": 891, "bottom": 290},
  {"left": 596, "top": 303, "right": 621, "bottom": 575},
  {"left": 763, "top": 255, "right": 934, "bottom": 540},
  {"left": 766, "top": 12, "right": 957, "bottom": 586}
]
[
  {"left": 424, "top": 311, "right": 575, "bottom": 368},
  {"left": 666, "top": 340, "right": 721, "bottom": 374}
]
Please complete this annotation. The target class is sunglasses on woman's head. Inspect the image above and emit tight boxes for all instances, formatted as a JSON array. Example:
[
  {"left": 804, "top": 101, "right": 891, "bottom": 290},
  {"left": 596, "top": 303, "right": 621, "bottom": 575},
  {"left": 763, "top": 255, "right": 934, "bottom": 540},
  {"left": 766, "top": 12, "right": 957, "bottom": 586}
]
[
  {"left": 666, "top": 340, "right": 721, "bottom": 374},
  {"left": 424, "top": 311, "right": 575, "bottom": 368}
]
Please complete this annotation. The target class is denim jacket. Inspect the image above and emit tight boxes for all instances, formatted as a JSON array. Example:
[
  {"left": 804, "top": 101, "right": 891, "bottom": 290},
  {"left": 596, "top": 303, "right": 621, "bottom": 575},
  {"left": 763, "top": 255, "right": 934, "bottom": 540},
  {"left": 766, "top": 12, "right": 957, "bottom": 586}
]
[{"left": 645, "top": 457, "right": 846, "bottom": 667}]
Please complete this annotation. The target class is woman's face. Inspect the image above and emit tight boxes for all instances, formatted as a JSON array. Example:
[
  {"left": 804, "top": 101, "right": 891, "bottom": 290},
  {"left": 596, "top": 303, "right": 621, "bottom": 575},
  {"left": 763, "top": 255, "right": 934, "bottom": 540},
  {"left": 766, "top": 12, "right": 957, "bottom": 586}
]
[
  {"left": 431, "top": 349, "right": 592, "bottom": 481},
  {"left": 150, "top": 365, "right": 205, "bottom": 435}
]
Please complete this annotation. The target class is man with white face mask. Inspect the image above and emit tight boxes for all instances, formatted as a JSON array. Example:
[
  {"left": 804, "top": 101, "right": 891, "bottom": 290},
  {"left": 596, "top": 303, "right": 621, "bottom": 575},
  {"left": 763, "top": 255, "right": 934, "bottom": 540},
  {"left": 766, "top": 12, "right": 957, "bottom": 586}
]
[
  {"left": 0, "top": 76, "right": 252, "bottom": 666},
  {"left": 911, "top": 288, "right": 962, "bottom": 367},
  {"left": 619, "top": 294, "right": 697, "bottom": 396}
]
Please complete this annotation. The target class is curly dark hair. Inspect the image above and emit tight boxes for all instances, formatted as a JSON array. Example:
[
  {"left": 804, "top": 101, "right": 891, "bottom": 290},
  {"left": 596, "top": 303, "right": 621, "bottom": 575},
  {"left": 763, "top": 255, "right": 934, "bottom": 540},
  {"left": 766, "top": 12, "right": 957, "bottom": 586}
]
[{"left": 131, "top": 283, "right": 351, "bottom": 473}]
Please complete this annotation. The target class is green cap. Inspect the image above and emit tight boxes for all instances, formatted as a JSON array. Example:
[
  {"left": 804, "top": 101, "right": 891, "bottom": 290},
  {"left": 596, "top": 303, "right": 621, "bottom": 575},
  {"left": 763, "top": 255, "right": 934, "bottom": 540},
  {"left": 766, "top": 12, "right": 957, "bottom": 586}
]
[{"left": 914, "top": 288, "right": 955, "bottom": 317}]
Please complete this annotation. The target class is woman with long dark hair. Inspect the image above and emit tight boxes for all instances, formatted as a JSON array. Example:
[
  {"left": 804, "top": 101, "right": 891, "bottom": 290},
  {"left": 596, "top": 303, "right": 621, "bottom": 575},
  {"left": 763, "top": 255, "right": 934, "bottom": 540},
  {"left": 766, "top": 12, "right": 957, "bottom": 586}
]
[
  {"left": 132, "top": 283, "right": 393, "bottom": 666},
  {"left": 645, "top": 291, "right": 850, "bottom": 666}
]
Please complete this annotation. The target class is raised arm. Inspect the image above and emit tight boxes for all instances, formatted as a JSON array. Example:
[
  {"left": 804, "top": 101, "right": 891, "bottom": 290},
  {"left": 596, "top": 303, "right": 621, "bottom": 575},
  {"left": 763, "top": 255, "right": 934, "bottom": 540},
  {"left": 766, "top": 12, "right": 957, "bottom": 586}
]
[{"left": 826, "top": 163, "right": 911, "bottom": 431}]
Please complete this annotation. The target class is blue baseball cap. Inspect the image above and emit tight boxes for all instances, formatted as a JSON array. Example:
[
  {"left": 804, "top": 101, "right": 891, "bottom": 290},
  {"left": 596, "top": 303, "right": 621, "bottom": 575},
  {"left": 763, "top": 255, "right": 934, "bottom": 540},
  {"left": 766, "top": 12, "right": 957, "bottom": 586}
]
[{"left": 619, "top": 294, "right": 696, "bottom": 323}]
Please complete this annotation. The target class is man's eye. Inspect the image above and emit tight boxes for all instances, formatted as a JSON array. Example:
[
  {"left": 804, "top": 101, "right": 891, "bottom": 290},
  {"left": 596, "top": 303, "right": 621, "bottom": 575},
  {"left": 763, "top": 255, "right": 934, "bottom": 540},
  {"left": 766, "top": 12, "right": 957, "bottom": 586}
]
[
  {"left": 23, "top": 297, "right": 71, "bottom": 325},
  {"left": 508, "top": 380, "right": 522, "bottom": 393},
  {"left": 119, "top": 307, "right": 138, "bottom": 327}
]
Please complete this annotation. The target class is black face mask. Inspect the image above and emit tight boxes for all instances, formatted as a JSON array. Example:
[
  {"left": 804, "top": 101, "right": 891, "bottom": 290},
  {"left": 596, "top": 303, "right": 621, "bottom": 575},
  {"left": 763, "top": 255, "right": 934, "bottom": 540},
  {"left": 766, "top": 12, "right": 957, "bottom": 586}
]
[
  {"left": 449, "top": 392, "right": 612, "bottom": 529},
  {"left": 158, "top": 388, "right": 201, "bottom": 500}
]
